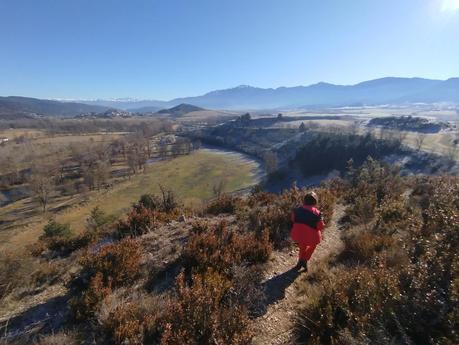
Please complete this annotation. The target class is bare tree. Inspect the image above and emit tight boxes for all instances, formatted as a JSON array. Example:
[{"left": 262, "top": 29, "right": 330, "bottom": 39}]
[
  {"left": 392, "top": 129, "right": 408, "bottom": 146},
  {"left": 29, "top": 162, "right": 55, "bottom": 213},
  {"left": 414, "top": 132, "right": 427, "bottom": 151},
  {"left": 263, "top": 151, "right": 278, "bottom": 175}
]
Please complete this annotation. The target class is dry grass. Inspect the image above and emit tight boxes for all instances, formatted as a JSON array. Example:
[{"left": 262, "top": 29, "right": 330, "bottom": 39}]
[{"left": 0, "top": 150, "right": 259, "bottom": 252}]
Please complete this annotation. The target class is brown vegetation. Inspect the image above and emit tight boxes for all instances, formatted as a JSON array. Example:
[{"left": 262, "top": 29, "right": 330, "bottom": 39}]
[{"left": 294, "top": 166, "right": 459, "bottom": 345}]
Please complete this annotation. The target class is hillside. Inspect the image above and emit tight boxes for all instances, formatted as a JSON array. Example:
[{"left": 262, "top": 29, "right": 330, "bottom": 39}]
[
  {"left": 0, "top": 163, "right": 457, "bottom": 344},
  {"left": 0, "top": 96, "right": 110, "bottom": 117},
  {"left": 156, "top": 103, "right": 206, "bottom": 117}
]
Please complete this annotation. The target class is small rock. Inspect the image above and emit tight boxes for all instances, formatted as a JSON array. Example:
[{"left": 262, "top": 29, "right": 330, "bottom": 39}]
[{"left": 178, "top": 214, "right": 186, "bottom": 222}]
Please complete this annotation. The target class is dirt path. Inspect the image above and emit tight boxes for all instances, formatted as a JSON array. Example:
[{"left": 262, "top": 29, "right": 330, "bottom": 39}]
[{"left": 252, "top": 204, "right": 345, "bottom": 345}]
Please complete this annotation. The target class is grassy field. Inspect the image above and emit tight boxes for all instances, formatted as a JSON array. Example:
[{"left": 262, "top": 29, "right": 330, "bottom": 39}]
[
  {"left": 0, "top": 149, "right": 260, "bottom": 251},
  {"left": 402, "top": 130, "right": 459, "bottom": 158},
  {"left": 0, "top": 128, "right": 47, "bottom": 140}
]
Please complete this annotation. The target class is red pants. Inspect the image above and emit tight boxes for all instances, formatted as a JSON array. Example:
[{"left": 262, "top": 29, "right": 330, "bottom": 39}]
[{"left": 299, "top": 244, "right": 317, "bottom": 261}]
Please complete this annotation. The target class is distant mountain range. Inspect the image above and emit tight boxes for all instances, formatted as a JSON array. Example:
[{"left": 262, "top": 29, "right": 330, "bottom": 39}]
[
  {"left": 80, "top": 77, "right": 459, "bottom": 110},
  {"left": 1, "top": 77, "right": 458, "bottom": 117}
]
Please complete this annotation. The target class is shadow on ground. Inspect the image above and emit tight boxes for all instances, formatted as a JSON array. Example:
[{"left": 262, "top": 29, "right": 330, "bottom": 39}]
[
  {"left": 254, "top": 267, "right": 301, "bottom": 317},
  {"left": 0, "top": 294, "right": 70, "bottom": 343}
]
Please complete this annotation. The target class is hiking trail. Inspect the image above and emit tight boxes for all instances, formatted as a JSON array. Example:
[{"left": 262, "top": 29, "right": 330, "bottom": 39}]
[{"left": 252, "top": 204, "right": 345, "bottom": 345}]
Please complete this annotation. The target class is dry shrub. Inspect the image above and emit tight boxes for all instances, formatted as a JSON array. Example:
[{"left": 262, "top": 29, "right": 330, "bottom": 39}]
[
  {"left": 36, "top": 332, "right": 78, "bottom": 345},
  {"left": 80, "top": 238, "right": 143, "bottom": 288},
  {"left": 342, "top": 193, "right": 377, "bottom": 227},
  {"left": 295, "top": 176, "right": 459, "bottom": 344},
  {"left": 374, "top": 198, "right": 422, "bottom": 236},
  {"left": 30, "top": 228, "right": 101, "bottom": 258},
  {"left": 30, "top": 261, "right": 63, "bottom": 287},
  {"left": 117, "top": 205, "right": 179, "bottom": 238},
  {"left": 246, "top": 190, "right": 276, "bottom": 207},
  {"left": 190, "top": 220, "right": 209, "bottom": 234},
  {"left": 116, "top": 190, "right": 183, "bottom": 238},
  {"left": 70, "top": 239, "right": 143, "bottom": 321},
  {"left": 96, "top": 271, "right": 256, "bottom": 344},
  {"left": 341, "top": 197, "right": 421, "bottom": 267},
  {"left": 206, "top": 194, "right": 240, "bottom": 215},
  {"left": 29, "top": 219, "right": 95, "bottom": 257},
  {"left": 342, "top": 158, "right": 405, "bottom": 228},
  {"left": 0, "top": 252, "right": 60, "bottom": 299},
  {"left": 0, "top": 252, "right": 34, "bottom": 299},
  {"left": 340, "top": 231, "right": 396, "bottom": 265},
  {"left": 27, "top": 240, "right": 50, "bottom": 257},
  {"left": 247, "top": 205, "right": 291, "bottom": 248},
  {"left": 315, "top": 188, "right": 336, "bottom": 224},
  {"left": 295, "top": 267, "right": 403, "bottom": 344},
  {"left": 70, "top": 272, "right": 112, "bottom": 321},
  {"left": 117, "top": 206, "right": 159, "bottom": 238},
  {"left": 345, "top": 157, "right": 404, "bottom": 205},
  {"left": 161, "top": 271, "right": 253, "bottom": 345},
  {"left": 97, "top": 291, "right": 167, "bottom": 345},
  {"left": 182, "top": 221, "right": 271, "bottom": 276},
  {"left": 135, "top": 188, "right": 180, "bottom": 213},
  {"left": 320, "top": 176, "right": 348, "bottom": 199},
  {"left": 42, "top": 231, "right": 95, "bottom": 256}
]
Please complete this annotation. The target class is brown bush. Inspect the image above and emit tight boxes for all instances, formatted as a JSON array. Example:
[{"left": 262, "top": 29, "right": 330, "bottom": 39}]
[
  {"left": 190, "top": 220, "right": 209, "bottom": 234},
  {"left": 117, "top": 206, "right": 159, "bottom": 238},
  {"left": 161, "top": 271, "right": 253, "bottom": 345},
  {"left": 44, "top": 231, "right": 95, "bottom": 255},
  {"left": 342, "top": 193, "right": 377, "bottom": 227},
  {"left": 295, "top": 267, "right": 401, "bottom": 344},
  {"left": 36, "top": 332, "right": 78, "bottom": 345},
  {"left": 295, "top": 176, "right": 459, "bottom": 344},
  {"left": 80, "top": 238, "right": 143, "bottom": 288},
  {"left": 30, "top": 261, "right": 63, "bottom": 287},
  {"left": 0, "top": 252, "right": 31, "bottom": 298},
  {"left": 117, "top": 205, "right": 179, "bottom": 238},
  {"left": 70, "top": 272, "right": 112, "bottom": 321},
  {"left": 0, "top": 252, "right": 58, "bottom": 299},
  {"left": 206, "top": 194, "right": 240, "bottom": 215},
  {"left": 374, "top": 198, "right": 422, "bottom": 236},
  {"left": 97, "top": 291, "right": 167, "bottom": 345},
  {"left": 182, "top": 221, "right": 271, "bottom": 276},
  {"left": 340, "top": 231, "right": 396, "bottom": 265},
  {"left": 246, "top": 190, "right": 276, "bottom": 207}
]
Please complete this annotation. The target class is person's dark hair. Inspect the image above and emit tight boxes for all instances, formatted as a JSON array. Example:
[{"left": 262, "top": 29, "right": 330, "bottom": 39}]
[{"left": 304, "top": 191, "right": 318, "bottom": 206}]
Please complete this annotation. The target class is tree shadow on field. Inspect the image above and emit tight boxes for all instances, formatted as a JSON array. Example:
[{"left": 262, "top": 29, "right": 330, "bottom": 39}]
[{"left": 254, "top": 267, "right": 300, "bottom": 317}]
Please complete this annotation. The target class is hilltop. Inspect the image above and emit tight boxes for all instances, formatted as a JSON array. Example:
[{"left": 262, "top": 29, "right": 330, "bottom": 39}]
[
  {"left": 0, "top": 96, "right": 110, "bottom": 117},
  {"left": 156, "top": 103, "right": 206, "bottom": 117}
]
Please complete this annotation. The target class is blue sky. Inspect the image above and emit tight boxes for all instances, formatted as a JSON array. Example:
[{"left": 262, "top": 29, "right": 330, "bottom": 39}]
[{"left": 1, "top": 0, "right": 458, "bottom": 100}]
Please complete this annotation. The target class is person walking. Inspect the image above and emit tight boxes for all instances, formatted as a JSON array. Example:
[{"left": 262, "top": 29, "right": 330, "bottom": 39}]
[{"left": 290, "top": 191, "right": 325, "bottom": 272}]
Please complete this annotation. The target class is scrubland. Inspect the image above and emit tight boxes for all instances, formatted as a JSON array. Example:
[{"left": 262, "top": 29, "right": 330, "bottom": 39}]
[{"left": 1, "top": 157, "right": 457, "bottom": 345}]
